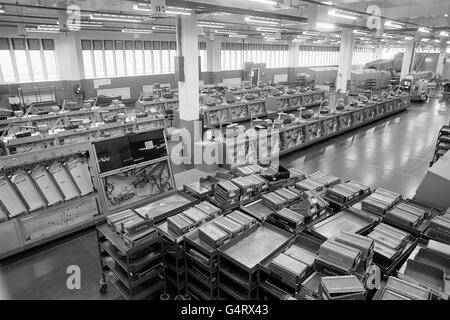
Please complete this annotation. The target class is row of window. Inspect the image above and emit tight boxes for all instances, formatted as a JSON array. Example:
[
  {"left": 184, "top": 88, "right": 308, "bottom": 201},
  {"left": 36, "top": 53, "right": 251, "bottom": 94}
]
[
  {"left": 81, "top": 40, "right": 207, "bottom": 79},
  {"left": 352, "top": 47, "right": 377, "bottom": 66},
  {"left": 0, "top": 38, "right": 58, "bottom": 84},
  {"left": 221, "top": 43, "right": 290, "bottom": 71},
  {"left": 298, "top": 46, "right": 340, "bottom": 67}
]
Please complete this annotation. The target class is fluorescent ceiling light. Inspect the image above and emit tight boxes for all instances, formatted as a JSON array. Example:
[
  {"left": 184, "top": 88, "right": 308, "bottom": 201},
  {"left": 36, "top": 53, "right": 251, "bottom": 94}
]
[
  {"left": 198, "top": 22, "right": 225, "bottom": 29},
  {"left": 434, "top": 39, "right": 440, "bottom": 43},
  {"left": 405, "top": 36, "right": 414, "bottom": 40},
  {"left": 122, "top": 28, "right": 153, "bottom": 34},
  {"left": 229, "top": 34, "right": 248, "bottom": 38},
  {"left": 418, "top": 27, "right": 431, "bottom": 33},
  {"left": 133, "top": 3, "right": 191, "bottom": 15},
  {"left": 292, "top": 38, "right": 305, "bottom": 43},
  {"left": 251, "top": 0, "right": 277, "bottom": 5},
  {"left": 215, "top": 29, "right": 238, "bottom": 35},
  {"left": 152, "top": 25, "right": 175, "bottom": 31},
  {"left": 26, "top": 26, "right": 60, "bottom": 33},
  {"left": 0, "top": 5, "right": 5, "bottom": 13},
  {"left": 353, "top": 30, "right": 368, "bottom": 35},
  {"left": 256, "top": 27, "right": 281, "bottom": 32},
  {"left": 440, "top": 31, "right": 449, "bottom": 37},
  {"left": 303, "top": 31, "right": 320, "bottom": 36},
  {"left": 384, "top": 20, "right": 403, "bottom": 29},
  {"left": 328, "top": 9, "right": 358, "bottom": 20},
  {"left": 245, "top": 16, "right": 279, "bottom": 25},
  {"left": 445, "top": 14, "right": 449, "bottom": 17},
  {"left": 421, "top": 38, "right": 430, "bottom": 42},
  {"left": 321, "top": 1, "right": 333, "bottom": 5},
  {"left": 382, "top": 33, "right": 394, "bottom": 38},
  {"left": 316, "top": 22, "right": 335, "bottom": 29},
  {"left": 425, "top": 57, "right": 432, "bottom": 62},
  {"left": 90, "top": 13, "right": 141, "bottom": 23}
]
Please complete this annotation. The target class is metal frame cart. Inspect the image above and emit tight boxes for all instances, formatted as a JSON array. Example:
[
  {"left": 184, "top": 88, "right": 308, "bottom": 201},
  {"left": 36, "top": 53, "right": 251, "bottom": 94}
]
[{"left": 97, "top": 223, "right": 166, "bottom": 299}]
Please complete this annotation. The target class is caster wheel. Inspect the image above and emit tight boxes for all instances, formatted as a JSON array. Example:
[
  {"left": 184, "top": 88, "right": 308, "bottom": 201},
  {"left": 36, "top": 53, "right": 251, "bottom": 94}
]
[{"left": 99, "top": 279, "right": 108, "bottom": 294}]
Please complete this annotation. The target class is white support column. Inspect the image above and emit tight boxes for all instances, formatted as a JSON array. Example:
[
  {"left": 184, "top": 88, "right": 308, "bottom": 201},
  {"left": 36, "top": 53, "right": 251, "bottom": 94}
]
[
  {"left": 401, "top": 40, "right": 415, "bottom": 79},
  {"left": 436, "top": 48, "right": 446, "bottom": 75},
  {"left": 375, "top": 43, "right": 383, "bottom": 60},
  {"left": 177, "top": 13, "right": 199, "bottom": 122},
  {"left": 207, "top": 36, "right": 222, "bottom": 73},
  {"left": 55, "top": 33, "right": 82, "bottom": 80},
  {"left": 336, "top": 28, "right": 353, "bottom": 92},
  {"left": 288, "top": 43, "right": 299, "bottom": 68}
]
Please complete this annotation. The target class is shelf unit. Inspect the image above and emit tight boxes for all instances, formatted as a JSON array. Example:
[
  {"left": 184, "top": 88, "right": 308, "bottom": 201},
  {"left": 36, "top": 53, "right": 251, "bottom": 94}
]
[
  {"left": 97, "top": 223, "right": 166, "bottom": 300},
  {"left": 431, "top": 125, "right": 450, "bottom": 166},
  {"left": 258, "top": 234, "right": 323, "bottom": 300},
  {"left": 217, "top": 223, "right": 292, "bottom": 300}
]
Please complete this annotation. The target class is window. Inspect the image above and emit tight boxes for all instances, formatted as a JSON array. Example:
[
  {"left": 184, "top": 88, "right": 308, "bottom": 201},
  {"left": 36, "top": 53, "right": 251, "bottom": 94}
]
[
  {"left": 153, "top": 41, "right": 162, "bottom": 74},
  {"left": 104, "top": 40, "right": 115, "bottom": 77},
  {"left": 238, "top": 43, "right": 289, "bottom": 69},
  {"left": 0, "top": 39, "right": 15, "bottom": 83},
  {"left": 134, "top": 41, "right": 144, "bottom": 75},
  {"left": 169, "top": 41, "right": 176, "bottom": 73},
  {"left": 352, "top": 46, "right": 376, "bottom": 66},
  {"left": 381, "top": 47, "right": 404, "bottom": 60},
  {"left": 144, "top": 41, "right": 153, "bottom": 74},
  {"left": 93, "top": 40, "right": 105, "bottom": 78},
  {"left": 115, "top": 41, "right": 125, "bottom": 76},
  {"left": 161, "top": 41, "right": 170, "bottom": 74},
  {"left": 125, "top": 40, "right": 135, "bottom": 76},
  {"left": 199, "top": 42, "right": 207, "bottom": 72},
  {"left": 298, "top": 45, "right": 340, "bottom": 67},
  {"left": 0, "top": 38, "right": 58, "bottom": 83},
  {"left": 81, "top": 40, "right": 94, "bottom": 78}
]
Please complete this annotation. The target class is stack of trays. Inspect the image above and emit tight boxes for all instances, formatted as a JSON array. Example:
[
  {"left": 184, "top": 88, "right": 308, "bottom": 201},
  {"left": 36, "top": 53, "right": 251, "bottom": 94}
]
[
  {"left": 335, "top": 232, "right": 374, "bottom": 275},
  {"left": 262, "top": 192, "right": 287, "bottom": 211},
  {"left": 386, "top": 202, "right": 429, "bottom": 228},
  {"left": 274, "top": 187, "right": 300, "bottom": 205},
  {"left": 380, "top": 276, "right": 430, "bottom": 300},
  {"left": 245, "top": 174, "right": 268, "bottom": 193},
  {"left": 198, "top": 223, "right": 231, "bottom": 249},
  {"left": 236, "top": 164, "right": 263, "bottom": 176},
  {"left": 317, "top": 239, "right": 362, "bottom": 274},
  {"left": 167, "top": 214, "right": 197, "bottom": 236},
  {"left": 270, "top": 208, "right": 304, "bottom": 234},
  {"left": 226, "top": 211, "right": 257, "bottom": 230},
  {"left": 214, "top": 181, "right": 241, "bottom": 207},
  {"left": 310, "top": 171, "right": 341, "bottom": 187},
  {"left": 325, "top": 180, "right": 370, "bottom": 205},
  {"left": 231, "top": 176, "right": 256, "bottom": 201},
  {"left": 427, "top": 213, "right": 450, "bottom": 243},
  {"left": 289, "top": 190, "right": 329, "bottom": 222},
  {"left": 194, "top": 201, "right": 222, "bottom": 217},
  {"left": 295, "top": 178, "right": 326, "bottom": 192},
  {"left": 319, "top": 275, "right": 366, "bottom": 300},
  {"left": 107, "top": 209, "right": 154, "bottom": 236},
  {"left": 269, "top": 253, "right": 309, "bottom": 285},
  {"left": 181, "top": 207, "right": 210, "bottom": 225},
  {"left": 367, "top": 223, "right": 410, "bottom": 267},
  {"left": 288, "top": 168, "right": 307, "bottom": 185},
  {"left": 361, "top": 188, "right": 402, "bottom": 216},
  {"left": 213, "top": 216, "right": 245, "bottom": 237}
]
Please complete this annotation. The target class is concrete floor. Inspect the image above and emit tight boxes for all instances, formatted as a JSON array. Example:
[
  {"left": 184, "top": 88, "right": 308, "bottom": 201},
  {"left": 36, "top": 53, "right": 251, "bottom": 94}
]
[{"left": 0, "top": 98, "right": 449, "bottom": 300}]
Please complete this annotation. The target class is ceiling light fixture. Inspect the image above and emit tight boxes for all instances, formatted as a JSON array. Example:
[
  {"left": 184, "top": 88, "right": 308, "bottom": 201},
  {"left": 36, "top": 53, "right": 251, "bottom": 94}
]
[
  {"left": 90, "top": 13, "right": 142, "bottom": 23},
  {"left": 251, "top": 0, "right": 277, "bottom": 5},
  {"left": 384, "top": 20, "right": 403, "bottom": 29},
  {"left": 418, "top": 27, "right": 431, "bottom": 33},
  {"left": 229, "top": 34, "right": 248, "bottom": 38},
  {"left": 122, "top": 28, "right": 153, "bottom": 34},
  {"left": 215, "top": 29, "right": 238, "bottom": 35},
  {"left": 303, "top": 31, "right": 320, "bottom": 36},
  {"left": 353, "top": 30, "right": 368, "bottom": 35},
  {"left": 440, "top": 31, "right": 449, "bottom": 37},
  {"left": 198, "top": 21, "right": 225, "bottom": 29},
  {"left": 382, "top": 33, "right": 394, "bottom": 38},
  {"left": 256, "top": 27, "right": 281, "bottom": 32},
  {"left": 133, "top": 3, "right": 192, "bottom": 15},
  {"left": 316, "top": 22, "right": 335, "bottom": 30},
  {"left": 328, "top": 9, "right": 359, "bottom": 20},
  {"left": 405, "top": 36, "right": 414, "bottom": 40},
  {"left": 152, "top": 25, "right": 176, "bottom": 31},
  {"left": 245, "top": 16, "right": 280, "bottom": 25},
  {"left": 0, "top": 5, "right": 5, "bottom": 13},
  {"left": 421, "top": 38, "right": 430, "bottom": 42}
]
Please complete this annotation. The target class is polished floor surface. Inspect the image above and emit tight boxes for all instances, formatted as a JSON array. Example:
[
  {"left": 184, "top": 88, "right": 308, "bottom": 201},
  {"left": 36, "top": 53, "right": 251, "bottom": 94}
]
[{"left": 0, "top": 99, "right": 449, "bottom": 300}]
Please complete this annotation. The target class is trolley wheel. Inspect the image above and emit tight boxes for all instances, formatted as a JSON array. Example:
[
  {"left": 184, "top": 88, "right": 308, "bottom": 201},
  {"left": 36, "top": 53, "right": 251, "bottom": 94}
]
[{"left": 99, "top": 279, "right": 108, "bottom": 294}]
